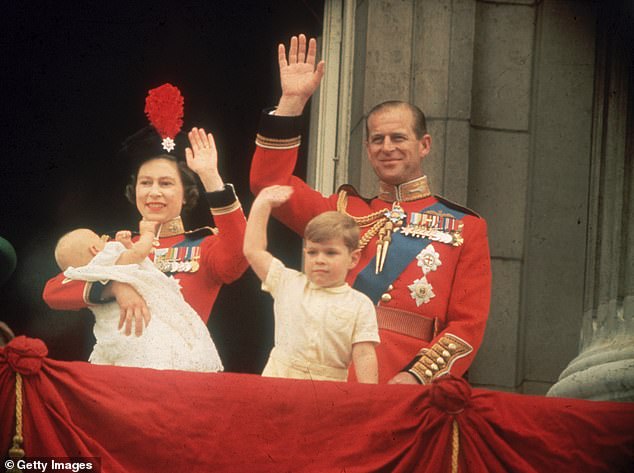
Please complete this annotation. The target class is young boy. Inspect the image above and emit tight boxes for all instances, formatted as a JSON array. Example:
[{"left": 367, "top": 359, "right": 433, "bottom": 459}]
[
  {"left": 55, "top": 220, "right": 223, "bottom": 372},
  {"left": 244, "top": 185, "right": 379, "bottom": 383}
]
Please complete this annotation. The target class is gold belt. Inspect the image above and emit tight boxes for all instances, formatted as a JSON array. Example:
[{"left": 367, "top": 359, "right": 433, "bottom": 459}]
[{"left": 376, "top": 306, "right": 438, "bottom": 342}]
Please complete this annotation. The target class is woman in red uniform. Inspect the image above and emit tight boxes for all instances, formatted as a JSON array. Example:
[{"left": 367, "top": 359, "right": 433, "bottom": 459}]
[{"left": 43, "top": 127, "right": 248, "bottom": 337}]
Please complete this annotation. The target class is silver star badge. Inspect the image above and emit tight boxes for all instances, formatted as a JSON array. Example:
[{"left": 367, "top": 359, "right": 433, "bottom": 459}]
[
  {"left": 161, "top": 137, "right": 176, "bottom": 152},
  {"left": 416, "top": 244, "right": 442, "bottom": 274},
  {"left": 408, "top": 277, "right": 435, "bottom": 306}
]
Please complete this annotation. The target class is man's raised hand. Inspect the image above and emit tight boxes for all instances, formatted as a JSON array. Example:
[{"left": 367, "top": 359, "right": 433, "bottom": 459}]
[{"left": 276, "top": 34, "right": 325, "bottom": 116}]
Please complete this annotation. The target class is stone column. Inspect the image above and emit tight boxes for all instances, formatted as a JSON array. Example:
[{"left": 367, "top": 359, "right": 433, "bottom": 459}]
[
  {"left": 547, "top": 3, "right": 634, "bottom": 401},
  {"left": 465, "top": 0, "right": 536, "bottom": 392},
  {"left": 349, "top": 0, "right": 415, "bottom": 195}
]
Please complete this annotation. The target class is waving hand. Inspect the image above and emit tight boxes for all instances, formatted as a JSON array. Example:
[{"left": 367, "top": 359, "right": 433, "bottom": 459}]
[
  {"left": 276, "top": 34, "right": 325, "bottom": 116},
  {"left": 185, "top": 127, "right": 224, "bottom": 192}
]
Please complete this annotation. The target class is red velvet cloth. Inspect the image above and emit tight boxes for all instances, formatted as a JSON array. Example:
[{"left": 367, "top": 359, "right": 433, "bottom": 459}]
[{"left": 2, "top": 337, "right": 633, "bottom": 472}]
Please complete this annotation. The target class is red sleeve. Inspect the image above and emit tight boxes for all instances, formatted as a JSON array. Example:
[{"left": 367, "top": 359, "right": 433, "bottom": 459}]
[
  {"left": 408, "top": 217, "right": 492, "bottom": 383},
  {"left": 202, "top": 205, "right": 249, "bottom": 284},
  {"left": 250, "top": 112, "right": 333, "bottom": 235},
  {"left": 42, "top": 273, "right": 93, "bottom": 311}
]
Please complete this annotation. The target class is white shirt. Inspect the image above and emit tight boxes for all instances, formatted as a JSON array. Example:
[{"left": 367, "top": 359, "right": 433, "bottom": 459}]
[{"left": 262, "top": 258, "right": 379, "bottom": 380}]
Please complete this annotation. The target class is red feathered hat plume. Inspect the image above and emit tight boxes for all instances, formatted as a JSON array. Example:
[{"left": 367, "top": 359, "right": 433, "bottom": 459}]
[{"left": 144, "top": 83, "right": 184, "bottom": 152}]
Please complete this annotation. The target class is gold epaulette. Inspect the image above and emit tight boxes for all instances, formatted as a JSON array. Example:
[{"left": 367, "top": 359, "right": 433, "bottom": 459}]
[
  {"left": 255, "top": 133, "right": 301, "bottom": 150},
  {"left": 408, "top": 334, "right": 473, "bottom": 384}
]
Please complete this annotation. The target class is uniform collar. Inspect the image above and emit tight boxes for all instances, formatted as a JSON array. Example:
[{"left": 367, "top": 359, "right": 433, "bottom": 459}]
[
  {"left": 158, "top": 216, "right": 186, "bottom": 237},
  {"left": 378, "top": 176, "right": 431, "bottom": 202}
]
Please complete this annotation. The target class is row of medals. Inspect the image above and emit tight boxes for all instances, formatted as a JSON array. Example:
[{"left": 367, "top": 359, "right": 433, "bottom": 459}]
[
  {"left": 400, "top": 211, "right": 464, "bottom": 246},
  {"left": 375, "top": 204, "right": 464, "bottom": 273},
  {"left": 152, "top": 247, "right": 201, "bottom": 273}
]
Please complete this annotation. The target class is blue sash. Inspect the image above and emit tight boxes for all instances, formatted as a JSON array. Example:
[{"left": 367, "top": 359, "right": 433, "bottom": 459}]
[
  {"left": 353, "top": 202, "right": 465, "bottom": 304},
  {"left": 174, "top": 237, "right": 205, "bottom": 248}
]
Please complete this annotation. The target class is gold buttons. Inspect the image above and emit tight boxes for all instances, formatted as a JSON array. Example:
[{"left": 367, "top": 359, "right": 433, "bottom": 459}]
[{"left": 381, "top": 284, "right": 395, "bottom": 303}]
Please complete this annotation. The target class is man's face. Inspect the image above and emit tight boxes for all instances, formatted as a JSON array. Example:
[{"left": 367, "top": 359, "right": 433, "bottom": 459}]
[{"left": 366, "top": 106, "right": 431, "bottom": 185}]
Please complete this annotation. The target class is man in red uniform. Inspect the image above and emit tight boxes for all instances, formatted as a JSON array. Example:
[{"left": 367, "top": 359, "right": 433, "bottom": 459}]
[{"left": 250, "top": 35, "right": 491, "bottom": 384}]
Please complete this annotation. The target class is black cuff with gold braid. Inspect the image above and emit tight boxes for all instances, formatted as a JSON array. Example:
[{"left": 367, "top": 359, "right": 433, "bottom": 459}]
[
  {"left": 406, "top": 334, "right": 473, "bottom": 385},
  {"left": 255, "top": 108, "right": 302, "bottom": 149},
  {"left": 205, "top": 183, "right": 241, "bottom": 216}
]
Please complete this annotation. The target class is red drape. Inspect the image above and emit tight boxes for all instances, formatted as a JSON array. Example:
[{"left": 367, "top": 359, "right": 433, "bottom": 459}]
[{"left": 1, "top": 336, "right": 633, "bottom": 472}]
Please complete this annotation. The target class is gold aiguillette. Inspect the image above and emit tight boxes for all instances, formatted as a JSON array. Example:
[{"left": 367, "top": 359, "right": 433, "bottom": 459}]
[{"left": 375, "top": 203, "right": 406, "bottom": 274}]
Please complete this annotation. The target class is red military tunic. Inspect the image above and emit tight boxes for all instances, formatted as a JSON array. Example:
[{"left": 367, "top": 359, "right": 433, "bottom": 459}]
[
  {"left": 43, "top": 185, "right": 248, "bottom": 324},
  {"left": 251, "top": 112, "right": 491, "bottom": 384}
]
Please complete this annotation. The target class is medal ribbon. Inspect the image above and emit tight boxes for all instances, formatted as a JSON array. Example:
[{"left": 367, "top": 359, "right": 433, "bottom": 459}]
[
  {"left": 353, "top": 202, "right": 465, "bottom": 304},
  {"left": 153, "top": 237, "right": 205, "bottom": 273}
]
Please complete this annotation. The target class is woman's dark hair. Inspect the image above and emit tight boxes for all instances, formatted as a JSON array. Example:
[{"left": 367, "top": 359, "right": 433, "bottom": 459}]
[{"left": 124, "top": 154, "right": 200, "bottom": 212}]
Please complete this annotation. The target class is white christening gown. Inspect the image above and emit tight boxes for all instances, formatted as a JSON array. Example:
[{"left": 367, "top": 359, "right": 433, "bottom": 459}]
[{"left": 64, "top": 241, "right": 223, "bottom": 372}]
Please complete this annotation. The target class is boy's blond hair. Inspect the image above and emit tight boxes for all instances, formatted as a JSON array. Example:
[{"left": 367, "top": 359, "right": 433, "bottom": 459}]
[{"left": 304, "top": 211, "right": 359, "bottom": 252}]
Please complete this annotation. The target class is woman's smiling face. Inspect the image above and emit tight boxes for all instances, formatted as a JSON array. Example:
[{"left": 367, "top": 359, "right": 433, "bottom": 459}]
[{"left": 135, "top": 158, "right": 185, "bottom": 223}]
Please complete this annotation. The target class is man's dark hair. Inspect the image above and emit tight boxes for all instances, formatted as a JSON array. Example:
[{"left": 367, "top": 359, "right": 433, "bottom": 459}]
[{"left": 365, "top": 100, "right": 428, "bottom": 139}]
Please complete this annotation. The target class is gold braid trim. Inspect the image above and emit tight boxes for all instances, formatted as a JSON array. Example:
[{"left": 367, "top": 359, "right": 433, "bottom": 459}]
[
  {"left": 336, "top": 190, "right": 389, "bottom": 250},
  {"left": 82, "top": 281, "right": 93, "bottom": 305},
  {"left": 159, "top": 216, "right": 186, "bottom": 237},
  {"left": 210, "top": 200, "right": 242, "bottom": 216},
  {"left": 358, "top": 218, "right": 388, "bottom": 250},
  {"left": 408, "top": 334, "right": 473, "bottom": 384},
  {"left": 8, "top": 372, "right": 25, "bottom": 470},
  {"left": 255, "top": 134, "right": 301, "bottom": 150},
  {"left": 451, "top": 419, "right": 460, "bottom": 473}
]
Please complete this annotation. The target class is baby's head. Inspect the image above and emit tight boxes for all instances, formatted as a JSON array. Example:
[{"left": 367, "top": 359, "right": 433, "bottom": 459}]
[
  {"left": 55, "top": 228, "right": 106, "bottom": 271},
  {"left": 303, "top": 211, "right": 361, "bottom": 288}
]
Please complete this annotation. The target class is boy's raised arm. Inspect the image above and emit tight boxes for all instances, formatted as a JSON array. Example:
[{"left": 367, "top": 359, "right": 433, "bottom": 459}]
[{"left": 243, "top": 185, "right": 294, "bottom": 282}]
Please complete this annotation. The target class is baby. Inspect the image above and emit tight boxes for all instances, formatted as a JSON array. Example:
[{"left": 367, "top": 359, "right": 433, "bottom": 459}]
[
  {"left": 244, "top": 185, "right": 380, "bottom": 383},
  {"left": 55, "top": 220, "right": 223, "bottom": 372}
]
